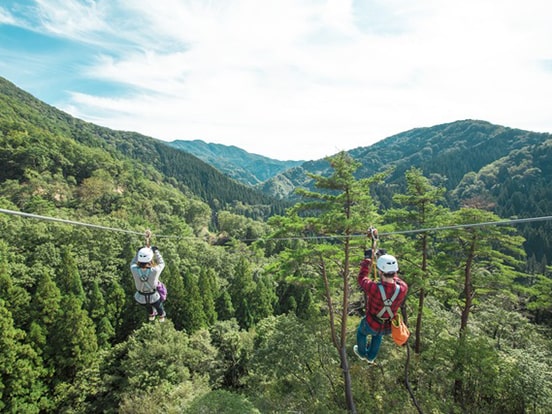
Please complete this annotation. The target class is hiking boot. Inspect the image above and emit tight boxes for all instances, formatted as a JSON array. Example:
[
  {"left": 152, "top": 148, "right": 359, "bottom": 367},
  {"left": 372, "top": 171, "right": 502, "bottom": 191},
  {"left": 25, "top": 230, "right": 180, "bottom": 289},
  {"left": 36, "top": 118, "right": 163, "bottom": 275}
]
[
  {"left": 353, "top": 345, "right": 374, "bottom": 364},
  {"left": 158, "top": 313, "right": 166, "bottom": 323},
  {"left": 148, "top": 310, "right": 158, "bottom": 321}
]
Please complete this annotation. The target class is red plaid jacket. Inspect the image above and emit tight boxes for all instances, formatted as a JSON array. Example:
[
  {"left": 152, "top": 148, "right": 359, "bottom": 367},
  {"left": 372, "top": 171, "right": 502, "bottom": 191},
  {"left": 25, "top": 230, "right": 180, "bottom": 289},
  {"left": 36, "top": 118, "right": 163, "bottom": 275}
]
[{"left": 358, "top": 259, "right": 408, "bottom": 333}]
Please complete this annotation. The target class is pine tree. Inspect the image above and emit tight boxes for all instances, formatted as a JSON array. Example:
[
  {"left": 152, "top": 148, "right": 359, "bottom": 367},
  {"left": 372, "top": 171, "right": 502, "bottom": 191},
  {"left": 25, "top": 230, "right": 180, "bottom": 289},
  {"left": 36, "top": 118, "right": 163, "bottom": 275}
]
[
  {"left": 444, "top": 207, "right": 525, "bottom": 404},
  {"left": 269, "top": 152, "right": 384, "bottom": 413},
  {"left": 386, "top": 167, "right": 448, "bottom": 353},
  {"left": 157, "top": 257, "right": 188, "bottom": 330}
]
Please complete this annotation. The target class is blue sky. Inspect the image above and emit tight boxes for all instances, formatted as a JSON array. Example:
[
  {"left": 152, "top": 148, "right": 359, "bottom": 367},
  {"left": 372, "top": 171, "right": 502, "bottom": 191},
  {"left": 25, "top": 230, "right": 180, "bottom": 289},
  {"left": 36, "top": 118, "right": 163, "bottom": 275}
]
[{"left": 1, "top": 0, "right": 551, "bottom": 161}]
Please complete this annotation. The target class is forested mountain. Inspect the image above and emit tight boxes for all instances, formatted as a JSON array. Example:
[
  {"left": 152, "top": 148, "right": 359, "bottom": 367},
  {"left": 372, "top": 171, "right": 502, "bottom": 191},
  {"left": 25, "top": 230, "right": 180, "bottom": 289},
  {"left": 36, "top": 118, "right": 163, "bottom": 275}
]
[
  {"left": 1, "top": 76, "right": 551, "bottom": 413},
  {"left": 168, "top": 139, "right": 303, "bottom": 186},
  {"left": 261, "top": 120, "right": 551, "bottom": 201},
  {"left": 0, "top": 77, "right": 288, "bottom": 221},
  {"left": 255, "top": 120, "right": 552, "bottom": 261}
]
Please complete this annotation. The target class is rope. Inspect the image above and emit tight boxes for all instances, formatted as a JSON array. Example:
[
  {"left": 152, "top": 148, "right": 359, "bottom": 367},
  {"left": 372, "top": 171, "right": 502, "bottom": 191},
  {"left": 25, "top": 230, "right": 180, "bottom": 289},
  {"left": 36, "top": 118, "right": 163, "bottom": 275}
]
[
  {"left": 0, "top": 208, "right": 190, "bottom": 240},
  {"left": 382, "top": 215, "right": 552, "bottom": 236},
  {"left": 0, "top": 208, "right": 143, "bottom": 236},
  {"left": 260, "top": 215, "right": 552, "bottom": 242},
  {"left": 1, "top": 208, "right": 551, "bottom": 243}
]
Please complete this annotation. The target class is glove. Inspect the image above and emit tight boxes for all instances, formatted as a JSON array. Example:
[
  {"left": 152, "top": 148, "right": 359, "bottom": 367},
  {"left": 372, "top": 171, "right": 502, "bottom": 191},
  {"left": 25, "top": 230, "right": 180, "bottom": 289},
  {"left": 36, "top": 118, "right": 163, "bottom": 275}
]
[
  {"left": 377, "top": 248, "right": 387, "bottom": 256},
  {"left": 364, "top": 249, "right": 373, "bottom": 259},
  {"left": 368, "top": 227, "right": 378, "bottom": 240},
  {"left": 151, "top": 245, "right": 159, "bottom": 252}
]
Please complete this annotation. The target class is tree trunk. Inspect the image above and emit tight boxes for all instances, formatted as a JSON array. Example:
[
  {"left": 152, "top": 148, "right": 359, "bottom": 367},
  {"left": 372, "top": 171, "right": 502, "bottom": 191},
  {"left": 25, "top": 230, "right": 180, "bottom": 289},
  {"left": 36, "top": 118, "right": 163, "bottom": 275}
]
[
  {"left": 415, "top": 233, "right": 428, "bottom": 354},
  {"left": 340, "top": 237, "right": 356, "bottom": 413},
  {"left": 320, "top": 257, "right": 357, "bottom": 413},
  {"left": 414, "top": 289, "right": 425, "bottom": 353},
  {"left": 340, "top": 345, "right": 357, "bottom": 414},
  {"left": 454, "top": 236, "right": 476, "bottom": 405}
]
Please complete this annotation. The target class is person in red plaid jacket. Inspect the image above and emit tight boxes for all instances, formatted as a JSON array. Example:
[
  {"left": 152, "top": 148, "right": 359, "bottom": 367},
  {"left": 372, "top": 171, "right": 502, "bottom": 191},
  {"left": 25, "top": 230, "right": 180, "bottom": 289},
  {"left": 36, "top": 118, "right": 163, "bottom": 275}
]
[{"left": 353, "top": 249, "right": 408, "bottom": 363}]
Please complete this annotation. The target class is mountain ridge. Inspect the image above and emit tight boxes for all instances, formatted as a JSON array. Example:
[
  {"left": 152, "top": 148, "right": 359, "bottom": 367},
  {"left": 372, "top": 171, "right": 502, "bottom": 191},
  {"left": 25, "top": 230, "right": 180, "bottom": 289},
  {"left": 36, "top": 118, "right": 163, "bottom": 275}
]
[
  {"left": 168, "top": 139, "right": 304, "bottom": 186},
  {"left": 257, "top": 119, "right": 551, "bottom": 201},
  {"left": 0, "top": 76, "right": 289, "bottom": 220}
]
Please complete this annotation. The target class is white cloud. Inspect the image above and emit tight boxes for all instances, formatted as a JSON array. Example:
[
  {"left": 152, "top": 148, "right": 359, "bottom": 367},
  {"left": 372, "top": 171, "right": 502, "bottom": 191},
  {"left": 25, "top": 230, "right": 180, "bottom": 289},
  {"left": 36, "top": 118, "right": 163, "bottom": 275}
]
[
  {"left": 0, "top": 7, "right": 17, "bottom": 25},
  {"left": 4, "top": 0, "right": 552, "bottom": 159}
]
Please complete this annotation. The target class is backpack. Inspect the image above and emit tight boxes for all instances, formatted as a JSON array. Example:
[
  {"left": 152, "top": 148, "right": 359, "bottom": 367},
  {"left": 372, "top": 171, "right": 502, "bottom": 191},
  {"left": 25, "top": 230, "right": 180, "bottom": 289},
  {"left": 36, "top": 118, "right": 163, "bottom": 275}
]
[{"left": 157, "top": 281, "right": 168, "bottom": 301}]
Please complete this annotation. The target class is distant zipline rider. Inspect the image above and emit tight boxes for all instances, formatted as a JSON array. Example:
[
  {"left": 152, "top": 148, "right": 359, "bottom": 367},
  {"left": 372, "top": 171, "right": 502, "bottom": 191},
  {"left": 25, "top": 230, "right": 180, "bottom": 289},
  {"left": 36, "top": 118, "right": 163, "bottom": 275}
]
[
  {"left": 130, "top": 230, "right": 167, "bottom": 322},
  {"left": 354, "top": 227, "right": 409, "bottom": 364}
]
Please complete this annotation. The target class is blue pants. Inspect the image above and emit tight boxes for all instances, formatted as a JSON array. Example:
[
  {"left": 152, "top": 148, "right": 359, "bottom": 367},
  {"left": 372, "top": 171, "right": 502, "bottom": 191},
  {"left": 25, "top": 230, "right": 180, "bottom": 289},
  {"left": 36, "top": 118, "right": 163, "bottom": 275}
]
[
  {"left": 146, "top": 299, "right": 165, "bottom": 317},
  {"left": 356, "top": 317, "right": 384, "bottom": 361}
]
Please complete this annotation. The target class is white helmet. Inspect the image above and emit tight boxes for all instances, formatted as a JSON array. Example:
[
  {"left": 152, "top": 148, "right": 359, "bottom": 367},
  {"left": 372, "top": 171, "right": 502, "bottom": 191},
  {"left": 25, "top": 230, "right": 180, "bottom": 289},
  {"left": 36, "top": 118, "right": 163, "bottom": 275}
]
[
  {"left": 137, "top": 247, "right": 154, "bottom": 263},
  {"left": 377, "top": 254, "right": 398, "bottom": 274}
]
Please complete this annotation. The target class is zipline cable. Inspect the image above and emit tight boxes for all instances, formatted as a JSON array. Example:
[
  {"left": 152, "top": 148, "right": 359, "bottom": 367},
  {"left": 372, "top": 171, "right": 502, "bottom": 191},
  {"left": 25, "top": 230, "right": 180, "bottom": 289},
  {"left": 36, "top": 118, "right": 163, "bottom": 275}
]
[
  {"left": 0, "top": 208, "right": 195, "bottom": 240},
  {"left": 379, "top": 215, "right": 552, "bottom": 236},
  {"left": 259, "top": 215, "right": 552, "bottom": 242},
  {"left": 1, "top": 208, "right": 552, "bottom": 242},
  {"left": 0, "top": 208, "right": 143, "bottom": 236}
]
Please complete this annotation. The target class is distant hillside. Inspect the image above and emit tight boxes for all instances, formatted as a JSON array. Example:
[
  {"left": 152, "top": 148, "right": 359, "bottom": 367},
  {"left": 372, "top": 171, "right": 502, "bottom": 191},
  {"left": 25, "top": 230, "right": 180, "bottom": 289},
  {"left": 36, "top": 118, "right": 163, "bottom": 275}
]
[
  {"left": 260, "top": 120, "right": 551, "bottom": 200},
  {"left": 0, "top": 76, "right": 289, "bottom": 220},
  {"left": 256, "top": 119, "right": 552, "bottom": 261},
  {"left": 168, "top": 139, "right": 303, "bottom": 186},
  {"left": 452, "top": 137, "right": 552, "bottom": 261}
]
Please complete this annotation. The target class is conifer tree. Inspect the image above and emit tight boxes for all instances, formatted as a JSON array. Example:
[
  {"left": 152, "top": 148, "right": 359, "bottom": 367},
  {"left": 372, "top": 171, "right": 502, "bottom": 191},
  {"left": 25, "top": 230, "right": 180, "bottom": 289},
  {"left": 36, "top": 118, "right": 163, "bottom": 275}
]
[
  {"left": 50, "top": 295, "right": 98, "bottom": 385},
  {"left": 28, "top": 268, "right": 62, "bottom": 371},
  {"left": 0, "top": 300, "right": 47, "bottom": 412},
  {"left": 0, "top": 241, "right": 13, "bottom": 299},
  {"left": 87, "top": 280, "right": 106, "bottom": 322},
  {"left": 229, "top": 257, "right": 255, "bottom": 329},
  {"left": 269, "top": 152, "right": 383, "bottom": 413},
  {"left": 215, "top": 289, "right": 235, "bottom": 321},
  {"left": 181, "top": 267, "right": 207, "bottom": 332},
  {"left": 86, "top": 280, "right": 114, "bottom": 346},
  {"left": 104, "top": 279, "right": 127, "bottom": 343},
  {"left": 249, "top": 273, "right": 276, "bottom": 322},
  {"left": 0, "top": 239, "right": 31, "bottom": 328},
  {"left": 199, "top": 268, "right": 218, "bottom": 325},
  {"left": 386, "top": 167, "right": 448, "bottom": 353},
  {"left": 443, "top": 207, "right": 525, "bottom": 404},
  {"left": 161, "top": 262, "right": 187, "bottom": 330},
  {"left": 58, "top": 246, "right": 85, "bottom": 302}
]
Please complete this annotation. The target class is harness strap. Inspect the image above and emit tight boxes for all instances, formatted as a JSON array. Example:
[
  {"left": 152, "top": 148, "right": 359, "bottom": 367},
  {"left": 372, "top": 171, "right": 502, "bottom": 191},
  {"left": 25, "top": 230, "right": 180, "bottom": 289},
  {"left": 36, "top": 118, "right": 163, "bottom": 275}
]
[
  {"left": 138, "top": 268, "right": 155, "bottom": 293},
  {"left": 376, "top": 283, "right": 400, "bottom": 319}
]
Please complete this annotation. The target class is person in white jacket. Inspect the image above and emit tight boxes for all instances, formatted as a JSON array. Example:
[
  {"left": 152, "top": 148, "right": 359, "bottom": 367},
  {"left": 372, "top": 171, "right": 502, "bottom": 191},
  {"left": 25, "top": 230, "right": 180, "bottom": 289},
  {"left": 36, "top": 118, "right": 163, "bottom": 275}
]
[{"left": 130, "top": 246, "right": 166, "bottom": 322}]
